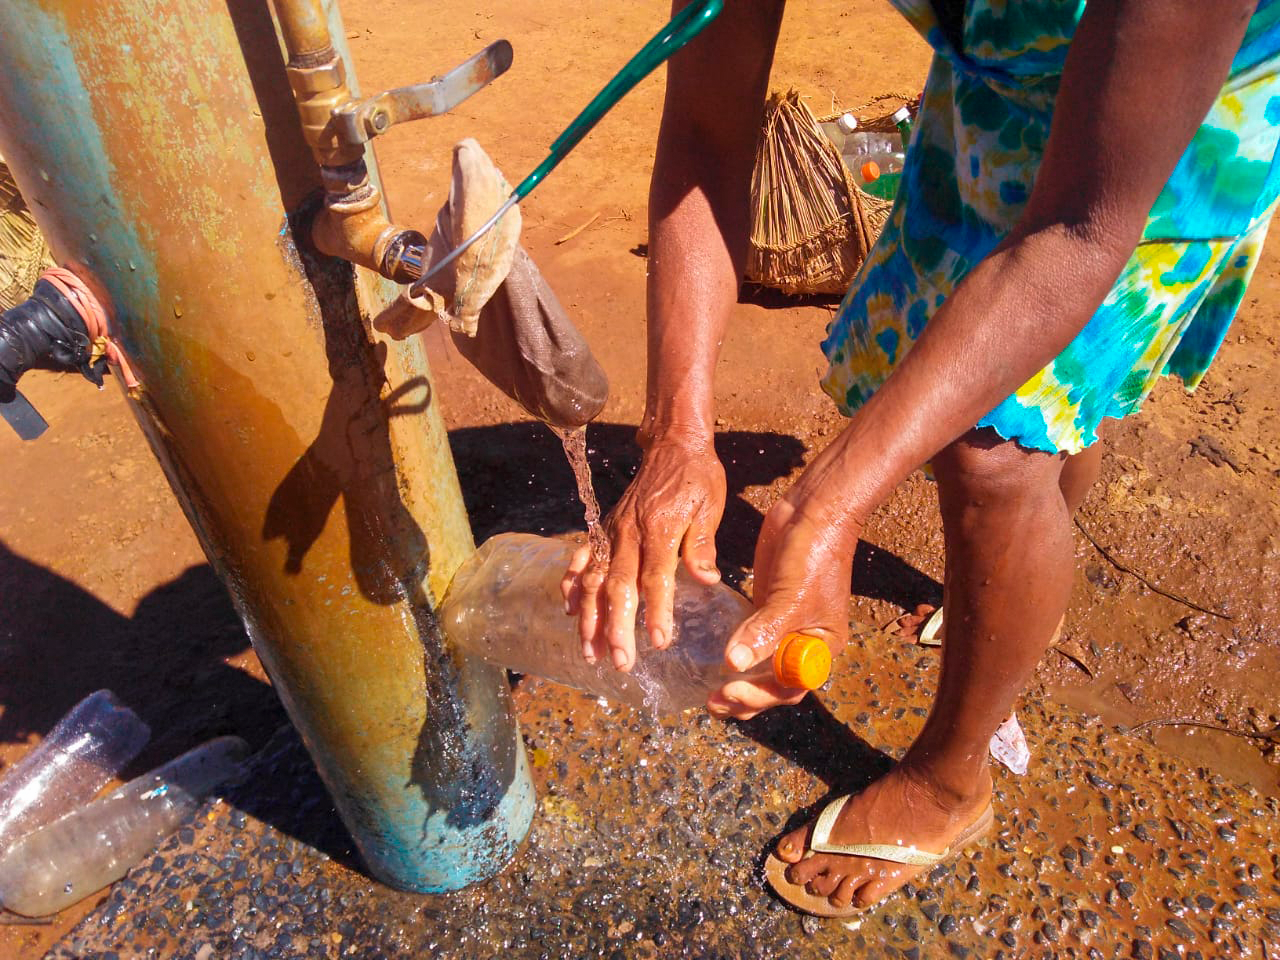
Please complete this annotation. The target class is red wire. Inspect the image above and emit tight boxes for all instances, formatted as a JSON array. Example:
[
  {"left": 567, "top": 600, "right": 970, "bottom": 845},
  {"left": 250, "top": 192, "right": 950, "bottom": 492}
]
[{"left": 40, "top": 268, "right": 140, "bottom": 390}]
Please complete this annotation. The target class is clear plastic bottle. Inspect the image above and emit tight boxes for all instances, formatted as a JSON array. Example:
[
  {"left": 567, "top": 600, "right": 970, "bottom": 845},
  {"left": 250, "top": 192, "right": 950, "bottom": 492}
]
[
  {"left": 819, "top": 112, "right": 860, "bottom": 153},
  {"left": 844, "top": 106, "right": 914, "bottom": 200},
  {"left": 439, "top": 534, "right": 831, "bottom": 715},
  {"left": 0, "top": 736, "right": 248, "bottom": 916},
  {"left": 0, "top": 689, "right": 150, "bottom": 853}
]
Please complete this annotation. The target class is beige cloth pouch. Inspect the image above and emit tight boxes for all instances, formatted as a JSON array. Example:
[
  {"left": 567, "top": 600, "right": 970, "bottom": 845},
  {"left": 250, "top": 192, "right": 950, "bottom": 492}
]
[{"left": 376, "top": 139, "right": 608, "bottom": 429}]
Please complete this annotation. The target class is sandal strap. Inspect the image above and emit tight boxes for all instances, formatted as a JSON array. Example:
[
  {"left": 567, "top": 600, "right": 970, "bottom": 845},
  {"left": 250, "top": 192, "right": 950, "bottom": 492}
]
[
  {"left": 809, "top": 794, "right": 850, "bottom": 848},
  {"left": 811, "top": 840, "right": 946, "bottom": 866},
  {"left": 809, "top": 795, "right": 947, "bottom": 866},
  {"left": 919, "top": 607, "right": 944, "bottom": 646}
]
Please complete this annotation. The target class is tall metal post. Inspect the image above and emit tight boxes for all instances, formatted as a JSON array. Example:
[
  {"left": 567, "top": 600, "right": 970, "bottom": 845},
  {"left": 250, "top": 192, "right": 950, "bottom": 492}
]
[{"left": 0, "top": 0, "right": 534, "bottom": 891}]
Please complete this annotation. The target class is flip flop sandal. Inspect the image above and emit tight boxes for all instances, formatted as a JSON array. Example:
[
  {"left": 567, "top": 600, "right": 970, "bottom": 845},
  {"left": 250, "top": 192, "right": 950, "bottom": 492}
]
[
  {"left": 763, "top": 796, "right": 995, "bottom": 918},
  {"left": 918, "top": 607, "right": 945, "bottom": 646},
  {"left": 916, "top": 609, "right": 1063, "bottom": 649}
]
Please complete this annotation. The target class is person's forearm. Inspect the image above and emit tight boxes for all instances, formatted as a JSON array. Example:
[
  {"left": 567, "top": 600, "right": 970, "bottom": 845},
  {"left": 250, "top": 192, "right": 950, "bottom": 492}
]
[
  {"left": 642, "top": 146, "right": 751, "bottom": 445},
  {"left": 791, "top": 222, "right": 1135, "bottom": 531},
  {"left": 640, "top": 0, "right": 783, "bottom": 449}
]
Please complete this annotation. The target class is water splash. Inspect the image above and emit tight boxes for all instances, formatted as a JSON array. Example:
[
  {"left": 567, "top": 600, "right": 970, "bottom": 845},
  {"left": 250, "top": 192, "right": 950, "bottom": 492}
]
[
  {"left": 551, "top": 425, "right": 610, "bottom": 565},
  {"left": 631, "top": 666, "right": 665, "bottom": 730}
]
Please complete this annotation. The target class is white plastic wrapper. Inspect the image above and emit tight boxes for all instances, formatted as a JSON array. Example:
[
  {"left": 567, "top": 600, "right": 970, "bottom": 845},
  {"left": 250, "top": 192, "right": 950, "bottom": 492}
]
[{"left": 989, "top": 713, "right": 1030, "bottom": 775}]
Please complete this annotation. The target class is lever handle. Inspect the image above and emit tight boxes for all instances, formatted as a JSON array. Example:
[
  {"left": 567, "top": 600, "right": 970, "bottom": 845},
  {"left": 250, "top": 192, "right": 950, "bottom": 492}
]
[{"left": 332, "top": 40, "right": 515, "bottom": 145}]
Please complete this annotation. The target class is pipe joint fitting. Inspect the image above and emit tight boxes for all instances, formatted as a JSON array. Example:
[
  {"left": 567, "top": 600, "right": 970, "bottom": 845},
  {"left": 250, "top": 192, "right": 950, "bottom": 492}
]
[
  {"left": 285, "top": 51, "right": 362, "bottom": 166},
  {"left": 322, "top": 171, "right": 381, "bottom": 213},
  {"left": 380, "top": 230, "right": 428, "bottom": 284},
  {"left": 324, "top": 183, "right": 380, "bottom": 211},
  {"left": 312, "top": 201, "right": 398, "bottom": 276},
  {"left": 318, "top": 160, "right": 370, "bottom": 196},
  {"left": 295, "top": 93, "right": 363, "bottom": 165},
  {"left": 286, "top": 54, "right": 345, "bottom": 95}
]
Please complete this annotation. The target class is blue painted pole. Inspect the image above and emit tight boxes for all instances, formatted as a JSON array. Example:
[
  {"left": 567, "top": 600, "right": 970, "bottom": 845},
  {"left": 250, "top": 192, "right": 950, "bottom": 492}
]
[{"left": 0, "top": 0, "right": 534, "bottom": 890}]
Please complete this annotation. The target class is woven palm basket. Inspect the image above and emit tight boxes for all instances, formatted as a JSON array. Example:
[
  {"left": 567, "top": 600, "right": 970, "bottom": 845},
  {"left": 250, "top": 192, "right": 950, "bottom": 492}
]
[
  {"left": 746, "top": 90, "right": 918, "bottom": 296},
  {"left": 1, "top": 157, "right": 55, "bottom": 311}
]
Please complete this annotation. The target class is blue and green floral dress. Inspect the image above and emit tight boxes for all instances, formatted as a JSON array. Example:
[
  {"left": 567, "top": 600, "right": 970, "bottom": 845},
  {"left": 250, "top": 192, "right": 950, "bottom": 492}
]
[{"left": 821, "top": 0, "right": 1280, "bottom": 453}]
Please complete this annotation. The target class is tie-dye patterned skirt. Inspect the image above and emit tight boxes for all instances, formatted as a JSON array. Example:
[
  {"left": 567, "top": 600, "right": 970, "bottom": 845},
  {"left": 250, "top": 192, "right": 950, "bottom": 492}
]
[{"left": 821, "top": 0, "right": 1280, "bottom": 454}]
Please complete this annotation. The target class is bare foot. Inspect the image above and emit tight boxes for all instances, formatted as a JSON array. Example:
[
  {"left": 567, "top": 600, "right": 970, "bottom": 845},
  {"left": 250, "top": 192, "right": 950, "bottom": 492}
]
[{"left": 774, "top": 763, "right": 992, "bottom": 909}]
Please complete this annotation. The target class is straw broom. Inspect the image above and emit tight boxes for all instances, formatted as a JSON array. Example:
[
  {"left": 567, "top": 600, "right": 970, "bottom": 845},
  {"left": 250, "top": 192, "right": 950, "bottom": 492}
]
[
  {"left": 747, "top": 90, "right": 886, "bottom": 296},
  {"left": 1, "top": 157, "right": 55, "bottom": 311}
]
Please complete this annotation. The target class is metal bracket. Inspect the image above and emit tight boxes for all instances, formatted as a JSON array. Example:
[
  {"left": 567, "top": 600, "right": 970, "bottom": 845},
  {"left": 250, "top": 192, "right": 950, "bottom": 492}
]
[
  {"left": 1, "top": 389, "right": 48, "bottom": 440},
  {"left": 332, "top": 40, "right": 513, "bottom": 146}
]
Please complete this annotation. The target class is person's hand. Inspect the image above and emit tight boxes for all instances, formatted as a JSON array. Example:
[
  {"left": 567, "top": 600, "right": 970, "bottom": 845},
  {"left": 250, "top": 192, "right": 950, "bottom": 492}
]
[
  {"left": 708, "top": 493, "right": 858, "bottom": 720},
  {"left": 561, "top": 431, "right": 726, "bottom": 671}
]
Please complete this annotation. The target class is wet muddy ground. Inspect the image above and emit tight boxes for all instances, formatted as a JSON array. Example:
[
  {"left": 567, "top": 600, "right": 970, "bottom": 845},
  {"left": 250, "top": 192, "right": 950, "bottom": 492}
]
[
  {"left": 2, "top": 0, "right": 1279, "bottom": 956},
  {"left": 41, "top": 649, "right": 1280, "bottom": 958}
]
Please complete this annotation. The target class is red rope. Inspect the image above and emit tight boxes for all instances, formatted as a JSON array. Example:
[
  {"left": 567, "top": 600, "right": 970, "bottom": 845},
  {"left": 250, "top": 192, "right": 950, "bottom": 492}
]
[{"left": 40, "top": 267, "right": 140, "bottom": 391}]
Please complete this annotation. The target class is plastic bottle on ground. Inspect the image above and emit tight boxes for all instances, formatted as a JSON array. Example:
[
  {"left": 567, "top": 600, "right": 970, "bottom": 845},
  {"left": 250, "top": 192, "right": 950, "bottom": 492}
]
[
  {"left": 439, "top": 533, "right": 831, "bottom": 714},
  {"left": 0, "top": 689, "right": 150, "bottom": 853},
  {"left": 0, "top": 736, "right": 248, "bottom": 917}
]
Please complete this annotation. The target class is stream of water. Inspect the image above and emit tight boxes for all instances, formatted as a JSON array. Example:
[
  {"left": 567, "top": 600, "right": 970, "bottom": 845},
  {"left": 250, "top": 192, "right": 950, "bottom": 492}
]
[
  {"left": 551, "top": 425, "right": 611, "bottom": 566},
  {"left": 552, "top": 426, "right": 673, "bottom": 733}
]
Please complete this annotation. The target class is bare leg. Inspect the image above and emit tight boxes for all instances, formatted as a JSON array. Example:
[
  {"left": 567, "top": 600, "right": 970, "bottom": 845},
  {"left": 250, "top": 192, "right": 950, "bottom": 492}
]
[
  {"left": 1059, "top": 432, "right": 1103, "bottom": 515},
  {"left": 776, "top": 428, "right": 1077, "bottom": 908},
  {"left": 896, "top": 433, "right": 1101, "bottom": 639}
]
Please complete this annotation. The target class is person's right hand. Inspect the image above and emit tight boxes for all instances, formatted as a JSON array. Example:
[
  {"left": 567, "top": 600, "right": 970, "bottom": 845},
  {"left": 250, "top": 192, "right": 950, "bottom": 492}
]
[{"left": 561, "top": 431, "right": 726, "bottom": 671}]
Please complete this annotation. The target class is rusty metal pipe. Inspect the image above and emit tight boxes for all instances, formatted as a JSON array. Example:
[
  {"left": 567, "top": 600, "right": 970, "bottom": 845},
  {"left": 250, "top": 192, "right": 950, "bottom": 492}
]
[
  {"left": 270, "top": 1, "right": 510, "bottom": 285},
  {"left": 273, "top": 0, "right": 333, "bottom": 61},
  {"left": 310, "top": 159, "right": 425, "bottom": 282},
  {"left": 269, "top": 0, "right": 421, "bottom": 281},
  {"left": 0, "top": 0, "right": 533, "bottom": 892}
]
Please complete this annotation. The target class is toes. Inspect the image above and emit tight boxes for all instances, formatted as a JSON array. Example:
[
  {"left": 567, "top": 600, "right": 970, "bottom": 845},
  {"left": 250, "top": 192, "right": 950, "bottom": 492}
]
[
  {"left": 831, "top": 874, "right": 860, "bottom": 909},
  {"left": 775, "top": 824, "right": 810, "bottom": 864},
  {"left": 805, "top": 870, "right": 843, "bottom": 898},
  {"left": 851, "top": 866, "right": 908, "bottom": 908},
  {"left": 785, "top": 852, "right": 825, "bottom": 886},
  {"left": 812, "top": 858, "right": 877, "bottom": 905}
]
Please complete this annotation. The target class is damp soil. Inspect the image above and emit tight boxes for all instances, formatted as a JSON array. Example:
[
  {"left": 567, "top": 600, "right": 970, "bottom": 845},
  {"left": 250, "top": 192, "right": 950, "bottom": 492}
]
[{"left": 1, "top": 0, "right": 1279, "bottom": 957}]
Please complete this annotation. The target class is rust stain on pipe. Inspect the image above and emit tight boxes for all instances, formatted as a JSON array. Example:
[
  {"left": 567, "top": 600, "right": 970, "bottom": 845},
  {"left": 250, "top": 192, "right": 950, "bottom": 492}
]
[{"left": 273, "top": 0, "right": 333, "bottom": 61}]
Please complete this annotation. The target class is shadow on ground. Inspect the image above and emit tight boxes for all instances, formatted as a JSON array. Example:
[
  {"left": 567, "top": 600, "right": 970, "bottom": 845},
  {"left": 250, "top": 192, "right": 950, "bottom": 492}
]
[
  {"left": 449, "top": 420, "right": 942, "bottom": 610},
  {"left": 0, "top": 544, "right": 351, "bottom": 858},
  {"left": 738, "top": 282, "right": 843, "bottom": 311},
  {"left": 449, "top": 421, "right": 807, "bottom": 583},
  {"left": 0, "top": 542, "right": 284, "bottom": 766}
]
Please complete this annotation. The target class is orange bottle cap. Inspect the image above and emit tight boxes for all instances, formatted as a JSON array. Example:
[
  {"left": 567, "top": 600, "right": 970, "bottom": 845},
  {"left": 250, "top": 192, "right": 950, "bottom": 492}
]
[
  {"left": 860, "top": 160, "right": 881, "bottom": 183},
  {"left": 773, "top": 633, "right": 832, "bottom": 691}
]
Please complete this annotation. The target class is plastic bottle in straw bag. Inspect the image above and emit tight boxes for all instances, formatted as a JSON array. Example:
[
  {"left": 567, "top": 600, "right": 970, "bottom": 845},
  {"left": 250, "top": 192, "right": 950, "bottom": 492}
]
[
  {"left": 439, "top": 533, "right": 831, "bottom": 714},
  {"left": 844, "top": 106, "right": 914, "bottom": 200}
]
